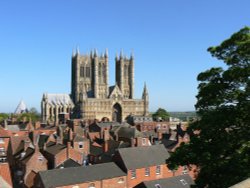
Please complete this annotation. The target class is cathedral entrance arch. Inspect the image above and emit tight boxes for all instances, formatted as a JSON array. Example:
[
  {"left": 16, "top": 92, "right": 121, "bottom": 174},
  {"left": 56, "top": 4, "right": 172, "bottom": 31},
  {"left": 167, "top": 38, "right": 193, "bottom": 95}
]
[{"left": 112, "top": 103, "right": 122, "bottom": 122}]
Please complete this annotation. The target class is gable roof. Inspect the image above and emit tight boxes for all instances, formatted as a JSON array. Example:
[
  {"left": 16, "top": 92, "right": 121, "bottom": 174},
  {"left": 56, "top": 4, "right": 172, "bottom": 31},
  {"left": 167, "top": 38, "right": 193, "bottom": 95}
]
[
  {"left": 136, "top": 174, "right": 195, "bottom": 188},
  {"left": 56, "top": 158, "right": 81, "bottom": 169},
  {"left": 44, "top": 93, "right": 74, "bottom": 107},
  {"left": 117, "top": 144, "right": 170, "bottom": 170},
  {"left": 38, "top": 162, "right": 126, "bottom": 187},
  {"left": 109, "top": 84, "right": 123, "bottom": 98}
]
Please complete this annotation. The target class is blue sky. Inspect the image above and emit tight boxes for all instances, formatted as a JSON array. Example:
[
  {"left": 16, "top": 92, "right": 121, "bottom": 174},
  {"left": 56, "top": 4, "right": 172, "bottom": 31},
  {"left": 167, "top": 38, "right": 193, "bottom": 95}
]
[{"left": 0, "top": 0, "right": 249, "bottom": 113}]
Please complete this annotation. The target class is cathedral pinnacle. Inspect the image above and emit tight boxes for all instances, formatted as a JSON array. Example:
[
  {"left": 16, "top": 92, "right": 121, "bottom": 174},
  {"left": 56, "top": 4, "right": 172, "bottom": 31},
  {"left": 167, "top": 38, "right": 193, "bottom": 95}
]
[
  {"left": 120, "top": 49, "right": 123, "bottom": 59},
  {"left": 105, "top": 48, "right": 108, "bottom": 58},
  {"left": 94, "top": 49, "right": 98, "bottom": 57},
  {"left": 76, "top": 46, "right": 80, "bottom": 55},
  {"left": 130, "top": 50, "right": 134, "bottom": 60}
]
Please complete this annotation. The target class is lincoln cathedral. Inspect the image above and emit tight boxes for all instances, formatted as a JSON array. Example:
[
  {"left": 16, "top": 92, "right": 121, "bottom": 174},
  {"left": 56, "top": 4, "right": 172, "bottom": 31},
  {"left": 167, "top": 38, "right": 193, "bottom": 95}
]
[{"left": 41, "top": 48, "right": 149, "bottom": 123}]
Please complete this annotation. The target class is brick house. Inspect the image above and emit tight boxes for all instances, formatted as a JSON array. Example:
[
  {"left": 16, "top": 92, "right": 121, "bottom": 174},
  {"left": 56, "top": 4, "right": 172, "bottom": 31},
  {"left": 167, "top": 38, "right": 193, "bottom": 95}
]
[
  {"left": 34, "top": 162, "right": 127, "bottom": 188},
  {"left": 17, "top": 146, "right": 48, "bottom": 187},
  {"left": 113, "top": 144, "right": 175, "bottom": 188},
  {"left": 42, "top": 141, "right": 87, "bottom": 169}
]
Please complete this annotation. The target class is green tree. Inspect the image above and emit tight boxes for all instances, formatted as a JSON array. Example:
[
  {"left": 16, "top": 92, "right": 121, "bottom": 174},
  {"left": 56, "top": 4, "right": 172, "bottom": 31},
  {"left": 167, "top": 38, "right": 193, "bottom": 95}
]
[
  {"left": 167, "top": 27, "right": 250, "bottom": 187},
  {"left": 17, "top": 107, "right": 40, "bottom": 122},
  {"left": 152, "top": 108, "right": 170, "bottom": 121},
  {"left": 0, "top": 113, "right": 9, "bottom": 123}
]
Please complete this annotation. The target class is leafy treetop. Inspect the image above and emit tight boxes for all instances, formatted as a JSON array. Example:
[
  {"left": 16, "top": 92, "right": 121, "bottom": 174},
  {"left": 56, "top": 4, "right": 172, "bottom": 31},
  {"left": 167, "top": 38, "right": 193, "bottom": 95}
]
[{"left": 167, "top": 27, "right": 250, "bottom": 188}]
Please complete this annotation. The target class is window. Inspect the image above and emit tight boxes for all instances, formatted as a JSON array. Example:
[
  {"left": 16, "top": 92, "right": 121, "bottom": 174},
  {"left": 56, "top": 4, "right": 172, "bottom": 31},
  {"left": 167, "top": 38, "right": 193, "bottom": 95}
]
[
  {"left": 145, "top": 167, "right": 150, "bottom": 176},
  {"left": 180, "top": 179, "right": 188, "bottom": 185},
  {"left": 86, "top": 66, "right": 90, "bottom": 77},
  {"left": 156, "top": 165, "right": 161, "bottom": 175},
  {"left": 118, "top": 178, "right": 124, "bottom": 183},
  {"left": 182, "top": 165, "right": 188, "bottom": 174},
  {"left": 142, "top": 138, "right": 147, "bottom": 145},
  {"left": 88, "top": 183, "right": 95, "bottom": 188},
  {"left": 0, "top": 138, "right": 4, "bottom": 143},
  {"left": 80, "top": 66, "right": 85, "bottom": 77},
  {"left": 0, "top": 147, "right": 5, "bottom": 155},
  {"left": 38, "top": 155, "right": 44, "bottom": 161},
  {"left": 131, "top": 169, "right": 136, "bottom": 179},
  {"left": 79, "top": 142, "right": 83, "bottom": 149},
  {"left": 0, "top": 157, "right": 7, "bottom": 163},
  {"left": 155, "top": 184, "right": 162, "bottom": 188}
]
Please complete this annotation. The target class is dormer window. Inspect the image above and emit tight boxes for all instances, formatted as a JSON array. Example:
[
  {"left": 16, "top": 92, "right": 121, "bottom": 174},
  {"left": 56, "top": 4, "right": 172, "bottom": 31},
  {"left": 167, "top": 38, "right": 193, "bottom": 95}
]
[
  {"left": 180, "top": 179, "right": 188, "bottom": 185},
  {"left": 155, "top": 184, "right": 162, "bottom": 188}
]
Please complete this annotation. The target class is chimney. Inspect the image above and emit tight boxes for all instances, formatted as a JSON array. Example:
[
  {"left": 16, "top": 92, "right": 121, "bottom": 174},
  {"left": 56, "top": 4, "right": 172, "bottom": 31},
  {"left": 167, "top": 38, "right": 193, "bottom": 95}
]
[
  {"left": 103, "top": 129, "right": 110, "bottom": 141},
  {"left": 67, "top": 142, "right": 71, "bottom": 159},
  {"left": 103, "top": 140, "right": 109, "bottom": 153},
  {"left": 69, "top": 128, "right": 74, "bottom": 141},
  {"left": 130, "top": 138, "right": 135, "bottom": 147},
  {"left": 34, "top": 122, "right": 41, "bottom": 130},
  {"left": 157, "top": 131, "right": 163, "bottom": 140}
]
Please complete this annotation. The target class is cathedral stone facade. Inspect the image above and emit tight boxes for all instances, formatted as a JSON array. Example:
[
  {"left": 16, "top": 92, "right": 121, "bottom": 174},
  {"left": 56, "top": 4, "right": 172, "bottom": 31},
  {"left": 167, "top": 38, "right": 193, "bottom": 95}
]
[{"left": 42, "top": 48, "right": 149, "bottom": 123}]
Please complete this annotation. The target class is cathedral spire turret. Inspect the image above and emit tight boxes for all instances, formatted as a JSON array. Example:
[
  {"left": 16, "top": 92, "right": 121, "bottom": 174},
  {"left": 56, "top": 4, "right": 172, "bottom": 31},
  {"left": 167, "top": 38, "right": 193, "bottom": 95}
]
[
  {"left": 130, "top": 50, "right": 134, "bottom": 60},
  {"left": 94, "top": 49, "right": 98, "bottom": 57},
  {"left": 142, "top": 82, "right": 149, "bottom": 116},
  {"left": 120, "top": 49, "right": 123, "bottom": 59},
  {"left": 142, "top": 82, "right": 148, "bottom": 98},
  {"left": 105, "top": 48, "right": 108, "bottom": 58},
  {"left": 76, "top": 46, "right": 80, "bottom": 55}
]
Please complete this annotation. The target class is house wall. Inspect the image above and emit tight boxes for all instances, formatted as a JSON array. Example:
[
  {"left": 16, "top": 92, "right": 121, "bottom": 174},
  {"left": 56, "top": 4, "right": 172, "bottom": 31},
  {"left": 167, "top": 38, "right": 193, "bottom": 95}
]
[{"left": 127, "top": 164, "right": 174, "bottom": 188}]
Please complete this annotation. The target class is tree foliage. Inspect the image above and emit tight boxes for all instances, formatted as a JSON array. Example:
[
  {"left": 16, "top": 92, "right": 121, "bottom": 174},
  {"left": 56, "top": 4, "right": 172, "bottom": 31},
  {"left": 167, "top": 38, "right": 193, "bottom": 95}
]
[
  {"left": 16, "top": 107, "right": 40, "bottom": 122},
  {"left": 0, "top": 113, "right": 9, "bottom": 123},
  {"left": 167, "top": 27, "right": 250, "bottom": 187},
  {"left": 152, "top": 108, "right": 170, "bottom": 121}
]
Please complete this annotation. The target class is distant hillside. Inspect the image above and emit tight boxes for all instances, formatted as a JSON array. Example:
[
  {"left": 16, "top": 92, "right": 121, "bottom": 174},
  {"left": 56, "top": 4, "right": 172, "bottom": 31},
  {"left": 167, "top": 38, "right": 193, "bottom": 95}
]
[{"left": 169, "top": 111, "right": 198, "bottom": 121}]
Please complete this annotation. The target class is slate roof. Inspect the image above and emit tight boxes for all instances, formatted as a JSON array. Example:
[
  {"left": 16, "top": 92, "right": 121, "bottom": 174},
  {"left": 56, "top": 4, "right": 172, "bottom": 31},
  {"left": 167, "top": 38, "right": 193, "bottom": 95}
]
[
  {"left": 45, "top": 93, "right": 74, "bottom": 107},
  {"left": 56, "top": 158, "right": 81, "bottom": 169},
  {"left": 161, "top": 139, "right": 178, "bottom": 150},
  {"left": 45, "top": 143, "right": 66, "bottom": 155},
  {"left": 117, "top": 144, "right": 170, "bottom": 170},
  {"left": 117, "top": 126, "right": 142, "bottom": 139},
  {"left": 38, "top": 134, "right": 49, "bottom": 148},
  {"left": 135, "top": 174, "right": 195, "bottom": 188},
  {"left": 20, "top": 147, "right": 34, "bottom": 163},
  {"left": 38, "top": 162, "right": 126, "bottom": 187},
  {"left": 96, "top": 122, "right": 121, "bottom": 128}
]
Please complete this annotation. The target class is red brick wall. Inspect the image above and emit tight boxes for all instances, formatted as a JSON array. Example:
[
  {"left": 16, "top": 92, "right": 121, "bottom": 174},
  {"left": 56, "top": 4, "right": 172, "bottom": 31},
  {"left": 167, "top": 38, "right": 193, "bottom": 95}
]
[
  {"left": 127, "top": 164, "right": 173, "bottom": 188},
  {"left": 55, "top": 149, "right": 67, "bottom": 167}
]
